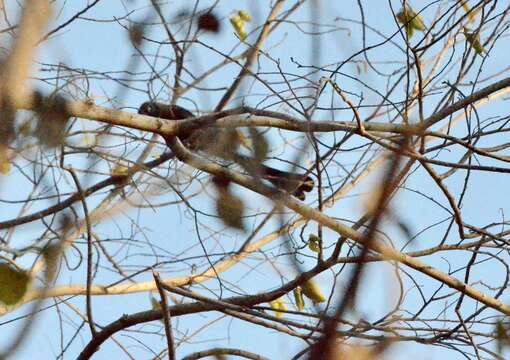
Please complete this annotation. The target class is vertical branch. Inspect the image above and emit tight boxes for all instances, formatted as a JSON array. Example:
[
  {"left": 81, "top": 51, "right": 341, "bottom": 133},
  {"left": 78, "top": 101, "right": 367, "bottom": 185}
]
[
  {"left": 153, "top": 271, "right": 176, "bottom": 360},
  {"left": 66, "top": 167, "right": 97, "bottom": 337},
  {"left": 412, "top": 49, "right": 426, "bottom": 154}
]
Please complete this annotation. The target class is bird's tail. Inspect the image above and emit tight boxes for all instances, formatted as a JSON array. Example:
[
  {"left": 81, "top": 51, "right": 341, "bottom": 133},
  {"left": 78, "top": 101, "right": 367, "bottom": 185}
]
[
  {"left": 258, "top": 164, "right": 314, "bottom": 200},
  {"left": 233, "top": 154, "right": 314, "bottom": 199}
]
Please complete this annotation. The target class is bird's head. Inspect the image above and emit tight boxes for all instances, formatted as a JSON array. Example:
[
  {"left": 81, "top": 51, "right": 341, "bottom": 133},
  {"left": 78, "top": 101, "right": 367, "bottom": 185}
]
[
  {"left": 138, "top": 101, "right": 160, "bottom": 117},
  {"left": 138, "top": 102, "right": 193, "bottom": 120}
]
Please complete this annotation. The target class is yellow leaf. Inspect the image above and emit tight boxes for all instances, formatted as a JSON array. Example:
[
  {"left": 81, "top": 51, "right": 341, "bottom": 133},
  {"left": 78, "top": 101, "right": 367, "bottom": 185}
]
[
  {"left": 462, "top": 1, "right": 470, "bottom": 12},
  {"left": 82, "top": 135, "right": 94, "bottom": 146},
  {"left": 237, "top": 129, "right": 252, "bottom": 151},
  {"left": 269, "top": 297, "right": 287, "bottom": 318},
  {"left": 111, "top": 164, "right": 129, "bottom": 177},
  {"left": 461, "top": 1, "right": 480, "bottom": 24},
  {"left": 293, "top": 287, "right": 305, "bottom": 311},
  {"left": 229, "top": 15, "right": 247, "bottom": 41},
  {"left": 0, "top": 161, "right": 10, "bottom": 175},
  {"left": 0, "top": 146, "right": 10, "bottom": 175},
  {"left": 238, "top": 10, "right": 252, "bottom": 22},
  {"left": 0, "top": 263, "right": 30, "bottom": 305},
  {"left": 301, "top": 278, "right": 326, "bottom": 304},
  {"left": 308, "top": 234, "right": 321, "bottom": 253}
]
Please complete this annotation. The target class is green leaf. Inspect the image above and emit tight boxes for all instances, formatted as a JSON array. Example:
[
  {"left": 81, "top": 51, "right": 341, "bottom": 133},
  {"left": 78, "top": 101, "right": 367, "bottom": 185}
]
[
  {"left": 463, "top": 27, "right": 485, "bottom": 56},
  {"left": 0, "top": 263, "right": 30, "bottom": 305},
  {"left": 397, "top": 6, "right": 425, "bottom": 38},
  {"left": 300, "top": 278, "right": 326, "bottom": 304},
  {"left": 405, "top": 25, "right": 414, "bottom": 39}
]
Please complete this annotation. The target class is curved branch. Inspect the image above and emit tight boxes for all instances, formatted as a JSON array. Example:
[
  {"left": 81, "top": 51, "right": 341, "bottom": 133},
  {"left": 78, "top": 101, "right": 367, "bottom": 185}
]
[{"left": 182, "top": 348, "right": 269, "bottom": 360}]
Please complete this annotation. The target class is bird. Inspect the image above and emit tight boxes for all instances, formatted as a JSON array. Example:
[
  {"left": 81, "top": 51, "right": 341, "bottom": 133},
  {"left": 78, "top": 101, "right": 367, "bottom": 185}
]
[{"left": 138, "top": 101, "right": 314, "bottom": 200}]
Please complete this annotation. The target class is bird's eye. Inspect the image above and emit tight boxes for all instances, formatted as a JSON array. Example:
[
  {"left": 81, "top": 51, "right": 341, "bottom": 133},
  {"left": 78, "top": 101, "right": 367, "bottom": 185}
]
[{"left": 138, "top": 102, "right": 156, "bottom": 116}]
